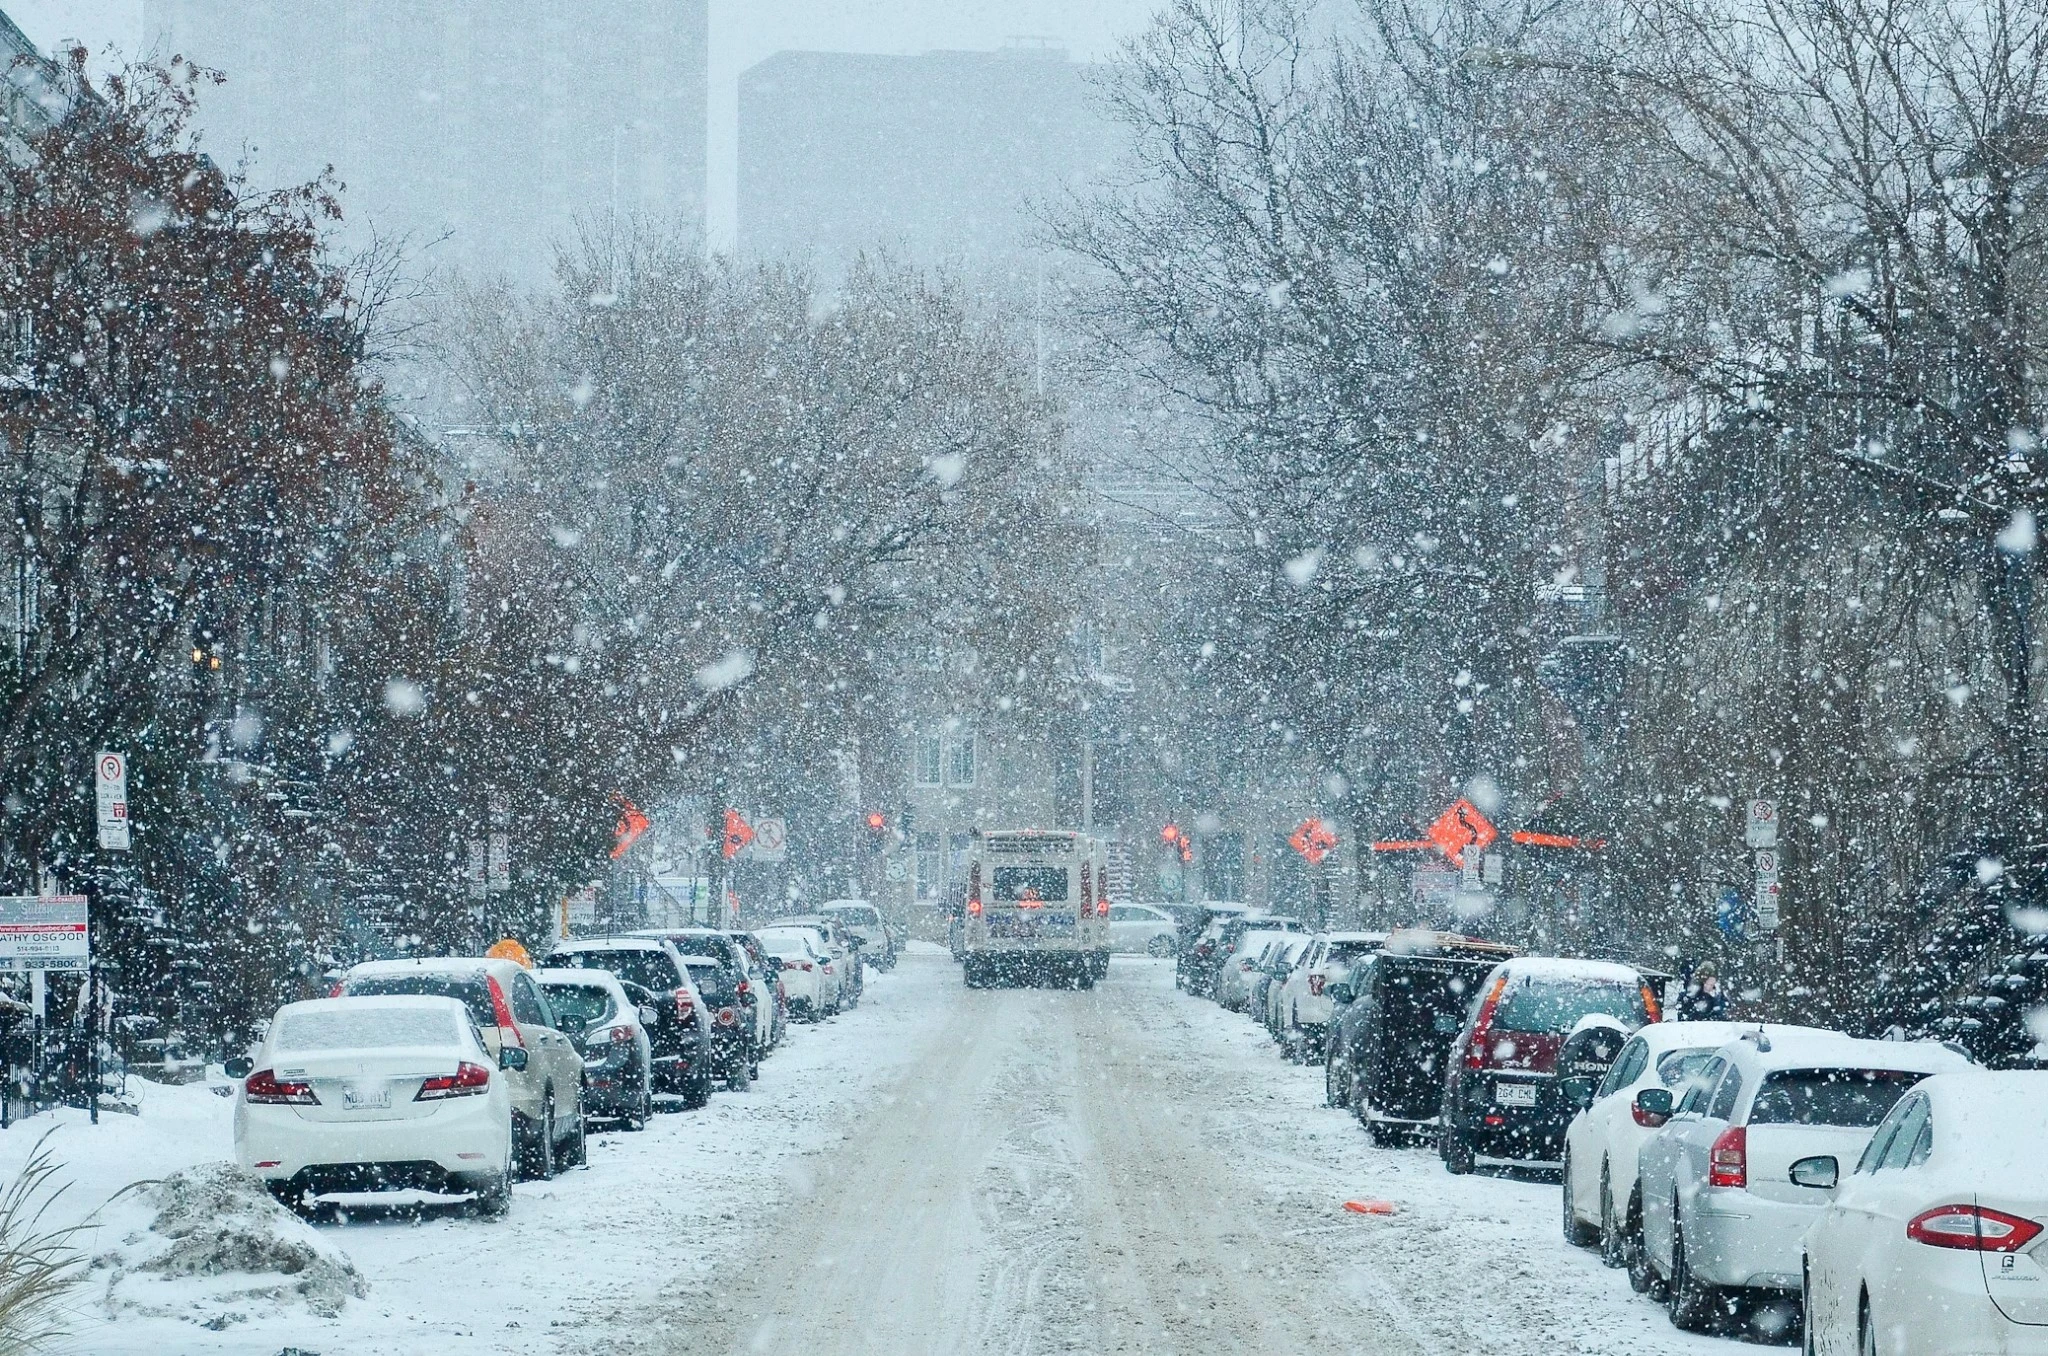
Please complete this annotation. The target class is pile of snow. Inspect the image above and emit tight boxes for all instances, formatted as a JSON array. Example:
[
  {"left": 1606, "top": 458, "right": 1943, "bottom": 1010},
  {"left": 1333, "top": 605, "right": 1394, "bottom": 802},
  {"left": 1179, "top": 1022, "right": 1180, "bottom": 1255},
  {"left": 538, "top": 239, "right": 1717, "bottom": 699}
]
[{"left": 98, "top": 1163, "right": 365, "bottom": 1321}]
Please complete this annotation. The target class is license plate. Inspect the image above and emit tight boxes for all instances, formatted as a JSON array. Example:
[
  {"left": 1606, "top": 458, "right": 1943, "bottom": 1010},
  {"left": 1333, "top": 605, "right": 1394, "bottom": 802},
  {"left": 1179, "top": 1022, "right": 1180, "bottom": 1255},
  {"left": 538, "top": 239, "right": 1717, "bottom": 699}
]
[
  {"left": 1496, "top": 1082, "right": 1538, "bottom": 1108},
  {"left": 342, "top": 1083, "right": 391, "bottom": 1111}
]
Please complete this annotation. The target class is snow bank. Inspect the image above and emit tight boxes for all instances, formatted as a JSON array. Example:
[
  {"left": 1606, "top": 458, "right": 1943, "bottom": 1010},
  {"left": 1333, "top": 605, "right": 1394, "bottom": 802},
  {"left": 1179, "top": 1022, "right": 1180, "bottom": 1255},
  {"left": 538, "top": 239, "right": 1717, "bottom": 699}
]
[{"left": 113, "top": 1163, "right": 366, "bottom": 1316}]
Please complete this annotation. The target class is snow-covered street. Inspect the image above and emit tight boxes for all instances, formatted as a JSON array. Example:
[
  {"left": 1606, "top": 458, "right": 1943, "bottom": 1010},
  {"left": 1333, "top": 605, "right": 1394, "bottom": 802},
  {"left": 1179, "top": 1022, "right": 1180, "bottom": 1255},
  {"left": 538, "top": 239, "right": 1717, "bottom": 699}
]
[{"left": 0, "top": 949, "right": 1765, "bottom": 1354}]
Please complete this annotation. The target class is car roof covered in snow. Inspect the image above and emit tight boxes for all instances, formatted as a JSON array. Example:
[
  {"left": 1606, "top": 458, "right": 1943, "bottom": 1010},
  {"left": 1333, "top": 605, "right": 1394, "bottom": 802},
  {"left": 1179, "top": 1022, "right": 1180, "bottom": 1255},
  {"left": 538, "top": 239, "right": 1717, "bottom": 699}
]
[
  {"left": 1920, "top": 1071, "right": 2048, "bottom": 1176},
  {"left": 1493, "top": 957, "right": 1647, "bottom": 986},
  {"left": 1713, "top": 1026, "right": 1973, "bottom": 1075},
  {"left": 1321, "top": 931, "right": 1388, "bottom": 944},
  {"left": 1631, "top": 1020, "right": 1791, "bottom": 1053},
  {"left": 344, "top": 956, "right": 520, "bottom": 981},
  {"left": 547, "top": 936, "right": 677, "bottom": 953},
  {"left": 533, "top": 967, "right": 627, "bottom": 994}
]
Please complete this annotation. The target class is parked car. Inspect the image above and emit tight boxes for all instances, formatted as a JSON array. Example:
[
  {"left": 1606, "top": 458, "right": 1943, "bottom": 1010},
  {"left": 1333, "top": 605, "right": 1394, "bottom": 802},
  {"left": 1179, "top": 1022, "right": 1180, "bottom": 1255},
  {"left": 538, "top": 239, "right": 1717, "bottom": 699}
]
[
  {"left": 760, "top": 929, "right": 830, "bottom": 1020},
  {"left": 1275, "top": 931, "right": 1385, "bottom": 1062},
  {"left": 677, "top": 952, "right": 756, "bottom": 1090},
  {"left": 1801, "top": 1070, "right": 2048, "bottom": 1356},
  {"left": 1559, "top": 1018, "right": 1763, "bottom": 1280},
  {"left": 538, "top": 938, "right": 714, "bottom": 1109},
  {"left": 231, "top": 995, "right": 516, "bottom": 1216},
  {"left": 535, "top": 968, "right": 654, "bottom": 1131},
  {"left": 821, "top": 899, "right": 897, "bottom": 970},
  {"left": 1324, "top": 934, "right": 1517, "bottom": 1143},
  {"left": 726, "top": 930, "right": 789, "bottom": 1051},
  {"left": 760, "top": 924, "right": 845, "bottom": 1015},
  {"left": 1252, "top": 936, "right": 1313, "bottom": 1035},
  {"left": 1106, "top": 902, "right": 1178, "bottom": 955},
  {"left": 634, "top": 929, "right": 774, "bottom": 1063},
  {"left": 1440, "top": 957, "right": 1661, "bottom": 1173},
  {"left": 782, "top": 914, "right": 863, "bottom": 1006},
  {"left": 1635, "top": 1028, "right": 1972, "bottom": 1332},
  {"left": 1214, "top": 922, "right": 1304, "bottom": 1012},
  {"left": 1176, "top": 903, "right": 1253, "bottom": 996},
  {"left": 337, "top": 956, "right": 586, "bottom": 1178}
]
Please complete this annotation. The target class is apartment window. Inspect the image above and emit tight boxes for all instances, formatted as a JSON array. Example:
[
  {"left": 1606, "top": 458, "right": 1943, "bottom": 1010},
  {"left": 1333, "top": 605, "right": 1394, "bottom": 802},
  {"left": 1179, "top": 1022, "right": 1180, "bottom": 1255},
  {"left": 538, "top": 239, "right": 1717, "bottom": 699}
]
[
  {"left": 914, "top": 832, "right": 942, "bottom": 899},
  {"left": 914, "top": 736, "right": 943, "bottom": 787},
  {"left": 945, "top": 733, "right": 977, "bottom": 788}
]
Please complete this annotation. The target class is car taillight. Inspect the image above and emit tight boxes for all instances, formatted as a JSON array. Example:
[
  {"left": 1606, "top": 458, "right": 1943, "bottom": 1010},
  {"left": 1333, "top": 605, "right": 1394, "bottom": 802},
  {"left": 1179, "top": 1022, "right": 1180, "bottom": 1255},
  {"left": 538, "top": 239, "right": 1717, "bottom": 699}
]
[
  {"left": 1908, "top": 1205, "right": 2044, "bottom": 1252},
  {"left": 415, "top": 1061, "right": 492, "bottom": 1101},
  {"left": 486, "top": 976, "right": 523, "bottom": 1048},
  {"left": 608, "top": 1025, "right": 634, "bottom": 1044},
  {"left": 968, "top": 863, "right": 983, "bottom": 915},
  {"left": 1463, "top": 973, "right": 1509, "bottom": 1070},
  {"left": 328, "top": 982, "right": 344, "bottom": 998},
  {"left": 674, "top": 989, "right": 695, "bottom": 1022},
  {"left": 736, "top": 979, "right": 750, "bottom": 998},
  {"left": 1096, "top": 897, "right": 1109, "bottom": 916},
  {"left": 245, "top": 1069, "right": 319, "bottom": 1105},
  {"left": 1309, "top": 974, "right": 1325, "bottom": 997},
  {"left": 1640, "top": 982, "right": 1661, "bottom": 1023},
  {"left": 717, "top": 1007, "right": 738, "bottom": 1027},
  {"left": 1708, "top": 1125, "right": 1747, "bottom": 1188},
  {"left": 822, "top": 963, "right": 835, "bottom": 973}
]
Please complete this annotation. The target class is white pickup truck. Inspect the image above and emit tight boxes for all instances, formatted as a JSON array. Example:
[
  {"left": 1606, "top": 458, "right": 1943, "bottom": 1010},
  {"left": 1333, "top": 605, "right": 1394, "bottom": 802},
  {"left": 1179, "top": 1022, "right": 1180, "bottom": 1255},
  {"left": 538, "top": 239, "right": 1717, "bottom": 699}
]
[{"left": 961, "top": 829, "right": 1110, "bottom": 988}]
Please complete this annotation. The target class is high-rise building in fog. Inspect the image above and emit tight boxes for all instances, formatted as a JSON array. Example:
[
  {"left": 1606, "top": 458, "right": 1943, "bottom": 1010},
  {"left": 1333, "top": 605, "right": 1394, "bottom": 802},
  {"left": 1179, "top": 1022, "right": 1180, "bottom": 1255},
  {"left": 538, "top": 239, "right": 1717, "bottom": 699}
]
[
  {"left": 738, "top": 44, "right": 1118, "bottom": 288},
  {"left": 146, "top": 1, "right": 707, "bottom": 288}
]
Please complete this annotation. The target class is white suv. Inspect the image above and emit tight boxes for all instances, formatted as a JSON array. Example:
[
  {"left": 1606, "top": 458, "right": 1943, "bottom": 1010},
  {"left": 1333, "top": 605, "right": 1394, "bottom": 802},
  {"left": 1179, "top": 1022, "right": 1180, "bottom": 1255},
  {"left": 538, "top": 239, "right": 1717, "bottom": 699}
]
[
  {"left": 1275, "top": 932, "right": 1384, "bottom": 1062},
  {"left": 1635, "top": 1028, "right": 1971, "bottom": 1332}
]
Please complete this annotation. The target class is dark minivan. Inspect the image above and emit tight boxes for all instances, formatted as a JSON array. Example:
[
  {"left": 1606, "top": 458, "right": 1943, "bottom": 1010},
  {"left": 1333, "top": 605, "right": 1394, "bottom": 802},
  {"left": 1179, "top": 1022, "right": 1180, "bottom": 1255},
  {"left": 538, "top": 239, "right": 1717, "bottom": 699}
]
[{"left": 1324, "top": 933, "right": 1518, "bottom": 1145}]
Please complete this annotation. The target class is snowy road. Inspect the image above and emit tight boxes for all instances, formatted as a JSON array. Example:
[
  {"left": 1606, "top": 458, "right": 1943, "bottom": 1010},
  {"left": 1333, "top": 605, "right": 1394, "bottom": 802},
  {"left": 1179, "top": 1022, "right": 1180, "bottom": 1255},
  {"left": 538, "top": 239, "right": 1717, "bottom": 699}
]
[{"left": 600, "top": 952, "right": 1738, "bottom": 1356}]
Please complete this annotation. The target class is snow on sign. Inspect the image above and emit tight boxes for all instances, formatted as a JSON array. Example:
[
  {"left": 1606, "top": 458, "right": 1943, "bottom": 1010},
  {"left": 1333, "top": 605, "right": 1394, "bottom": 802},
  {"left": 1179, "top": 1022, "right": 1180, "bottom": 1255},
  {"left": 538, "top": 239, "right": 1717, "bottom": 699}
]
[
  {"left": 749, "top": 816, "right": 787, "bottom": 862},
  {"left": 95, "top": 750, "right": 130, "bottom": 851},
  {"left": 0, "top": 896, "right": 89, "bottom": 973},
  {"left": 1744, "top": 798, "right": 1779, "bottom": 848}
]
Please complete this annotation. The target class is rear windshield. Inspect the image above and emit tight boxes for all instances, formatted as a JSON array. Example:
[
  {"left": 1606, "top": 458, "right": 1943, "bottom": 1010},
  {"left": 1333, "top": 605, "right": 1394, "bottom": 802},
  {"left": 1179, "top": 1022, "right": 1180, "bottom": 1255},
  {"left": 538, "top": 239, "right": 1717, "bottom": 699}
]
[
  {"left": 993, "top": 866, "right": 1069, "bottom": 903},
  {"left": 539, "top": 984, "right": 614, "bottom": 1030},
  {"left": 684, "top": 960, "right": 736, "bottom": 999},
  {"left": 1748, "top": 1068, "right": 1926, "bottom": 1127},
  {"left": 277, "top": 1006, "right": 462, "bottom": 1052},
  {"left": 1492, "top": 976, "right": 1648, "bottom": 1034},
  {"left": 548, "top": 949, "right": 679, "bottom": 995},
  {"left": 345, "top": 975, "right": 495, "bottom": 1029},
  {"left": 828, "top": 906, "right": 881, "bottom": 925}
]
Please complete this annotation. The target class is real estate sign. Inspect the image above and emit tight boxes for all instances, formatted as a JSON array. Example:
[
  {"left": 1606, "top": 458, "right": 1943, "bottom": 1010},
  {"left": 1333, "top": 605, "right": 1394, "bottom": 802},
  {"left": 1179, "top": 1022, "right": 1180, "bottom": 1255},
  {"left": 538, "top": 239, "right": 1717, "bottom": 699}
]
[{"left": 0, "top": 896, "right": 89, "bottom": 973}]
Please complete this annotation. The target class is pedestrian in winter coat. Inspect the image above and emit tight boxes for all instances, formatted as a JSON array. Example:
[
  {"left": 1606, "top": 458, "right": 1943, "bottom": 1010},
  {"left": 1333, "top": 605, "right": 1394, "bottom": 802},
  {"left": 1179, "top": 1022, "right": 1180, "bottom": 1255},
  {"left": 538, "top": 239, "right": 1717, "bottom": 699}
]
[{"left": 1676, "top": 964, "right": 1728, "bottom": 1021}]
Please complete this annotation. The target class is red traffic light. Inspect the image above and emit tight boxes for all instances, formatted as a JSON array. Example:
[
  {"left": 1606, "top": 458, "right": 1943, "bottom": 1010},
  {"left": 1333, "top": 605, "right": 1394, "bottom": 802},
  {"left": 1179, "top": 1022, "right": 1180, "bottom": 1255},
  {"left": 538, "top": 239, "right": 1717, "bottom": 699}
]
[
  {"left": 865, "top": 811, "right": 888, "bottom": 832},
  {"left": 1160, "top": 824, "right": 1181, "bottom": 843}
]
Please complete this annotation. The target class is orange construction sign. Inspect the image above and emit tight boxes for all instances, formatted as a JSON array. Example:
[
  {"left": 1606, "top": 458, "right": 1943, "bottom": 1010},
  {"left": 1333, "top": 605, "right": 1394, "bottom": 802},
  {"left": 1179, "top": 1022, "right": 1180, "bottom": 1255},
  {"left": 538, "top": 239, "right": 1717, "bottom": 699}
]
[
  {"left": 722, "top": 808, "right": 755, "bottom": 859},
  {"left": 610, "top": 793, "right": 650, "bottom": 860},
  {"left": 1425, "top": 799, "right": 1497, "bottom": 866},
  {"left": 1289, "top": 818, "right": 1339, "bottom": 865}
]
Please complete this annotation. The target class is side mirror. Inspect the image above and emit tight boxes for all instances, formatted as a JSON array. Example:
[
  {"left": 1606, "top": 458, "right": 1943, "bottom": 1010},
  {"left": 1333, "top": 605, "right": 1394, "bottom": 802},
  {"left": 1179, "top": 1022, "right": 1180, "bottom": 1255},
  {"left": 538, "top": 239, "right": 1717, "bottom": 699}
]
[
  {"left": 499, "top": 1046, "right": 529, "bottom": 1072},
  {"left": 639, "top": 1005, "right": 661, "bottom": 1028},
  {"left": 1562, "top": 1076, "right": 1596, "bottom": 1111},
  {"left": 1633, "top": 1087, "right": 1673, "bottom": 1128},
  {"left": 1789, "top": 1155, "right": 1839, "bottom": 1191},
  {"left": 223, "top": 1056, "right": 254, "bottom": 1079},
  {"left": 1327, "top": 982, "right": 1354, "bottom": 1006}
]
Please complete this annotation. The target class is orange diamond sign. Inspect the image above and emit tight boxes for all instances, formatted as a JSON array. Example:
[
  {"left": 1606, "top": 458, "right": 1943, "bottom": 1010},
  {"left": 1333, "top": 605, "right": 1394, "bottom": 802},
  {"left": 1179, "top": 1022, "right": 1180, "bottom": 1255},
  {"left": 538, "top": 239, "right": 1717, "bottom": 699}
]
[
  {"left": 1425, "top": 799, "right": 1497, "bottom": 867},
  {"left": 1289, "top": 818, "right": 1339, "bottom": 865}
]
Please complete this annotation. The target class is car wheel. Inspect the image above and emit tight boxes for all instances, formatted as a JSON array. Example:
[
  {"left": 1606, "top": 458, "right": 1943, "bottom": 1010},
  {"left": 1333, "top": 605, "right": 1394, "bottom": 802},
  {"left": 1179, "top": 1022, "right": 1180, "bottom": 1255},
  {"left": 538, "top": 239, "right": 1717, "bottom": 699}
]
[
  {"left": 725, "top": 1049, "right": 753, "bottom": 1092},
  {"left": 1077, "top": 961, "right": 1096, "bottom": 990},
  {"left": 1625, "top": 1191, "right": 1658, "bottom": 1295},
  {"left": 266, "top": 1181, "right": 308, "bottom": 1216},
  {"left": 562, "top": 1090, "right": 588, "bottom": 1168},
  {"left": 681, "top": 1058, "right": 713, "bottom": 1110},
  {"left": 1366, "top": 1118, "right": 1399, "bottom": 1148},
  {"left": 623, "top": 1075, "right": 651, "bottom": 1132},
  {"left": 475, "top": 1138, "right": 513, "bottom": 1219},
  {"left": 1562, "top": 1150, "right": 1598, "bottom": 1246},
  {"left": 521, "top": 1092, "right": 557, "bottom": 1182},
  {"left": 1441, "top": 1124, "right": 1475, "bottom": 1175},
  {"left": 1667, "top": 1212, "right": 1718, "bottom": 1332},
  {"left": 1148, "top": 935, "right": 1174, "bottom": 957},
  {"left": 1858, "top": 1294, "right": 1876, "bottom": 1356},
  {"left": 1324, "top": 1054, "right": 1342, "bottom": 1108},
  {"left": 1599, "top": 1166, "right": 1626, "bottom": 1268}
]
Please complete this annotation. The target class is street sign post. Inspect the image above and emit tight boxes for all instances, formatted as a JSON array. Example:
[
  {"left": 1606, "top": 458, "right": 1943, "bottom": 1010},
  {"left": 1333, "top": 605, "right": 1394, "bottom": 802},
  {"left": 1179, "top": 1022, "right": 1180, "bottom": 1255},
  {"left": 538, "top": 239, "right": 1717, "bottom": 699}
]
[
  {"left": 0, "top": 896, "right": 89, "bottom": 973},
  {"left": 1745, "top": 798, "right": 1779, "bottom": 849},
  {"left": 750, "top": 817, "right": 787, "bottom": 862},
  {"left": 95, "top": 752, "right": 130, "bottom": 851}
]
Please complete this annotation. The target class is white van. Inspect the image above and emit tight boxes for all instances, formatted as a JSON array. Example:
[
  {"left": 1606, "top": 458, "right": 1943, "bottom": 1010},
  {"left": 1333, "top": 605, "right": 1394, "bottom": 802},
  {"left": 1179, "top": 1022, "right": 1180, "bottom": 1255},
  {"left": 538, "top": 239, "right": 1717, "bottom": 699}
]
[{"left": 961, "top": 829, "right": 1110, "bottom": 988}]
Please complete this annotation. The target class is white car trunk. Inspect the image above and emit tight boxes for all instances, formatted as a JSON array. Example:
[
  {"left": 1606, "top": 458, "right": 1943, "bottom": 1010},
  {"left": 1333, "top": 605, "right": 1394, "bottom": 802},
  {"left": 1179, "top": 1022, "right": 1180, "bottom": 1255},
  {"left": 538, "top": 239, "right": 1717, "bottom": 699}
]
[
  {"left": 1981, "top": 1190, "right": 2048, "bottom": 1325},
  {"left": 270, "top": 1047, "right": 472, "bottom": 1124},
  {"left": 1743, "top": 1123, "right": 1874, "bottom": 1205}
]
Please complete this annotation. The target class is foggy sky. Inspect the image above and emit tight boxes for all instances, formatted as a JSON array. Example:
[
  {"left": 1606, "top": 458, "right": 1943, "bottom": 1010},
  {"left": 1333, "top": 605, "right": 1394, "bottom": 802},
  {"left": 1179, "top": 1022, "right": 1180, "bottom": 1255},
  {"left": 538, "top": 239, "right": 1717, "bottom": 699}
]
[{"left": 5, "top": 0, "right": 1163, "bottom": 249}]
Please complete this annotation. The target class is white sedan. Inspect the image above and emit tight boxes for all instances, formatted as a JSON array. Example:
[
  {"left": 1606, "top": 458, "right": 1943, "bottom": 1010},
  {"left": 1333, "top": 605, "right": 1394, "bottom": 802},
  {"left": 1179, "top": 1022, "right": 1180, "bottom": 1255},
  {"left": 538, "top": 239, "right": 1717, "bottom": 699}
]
[
  {"left": 232, "top": 995, "right": 517, "bottom": 1216},
  {"left": 1561, "top": 1019, "right": 1767, "bottom": 1274},
  {"left": 1802, "top": 1070, "right": 2048, "bottom": 1355},
  {"left": 759, "top": 926, "right": 841, "bottom": 1016},
  {"left": 1106, "top": 903, "right": 1177, "bottom": 955}
]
